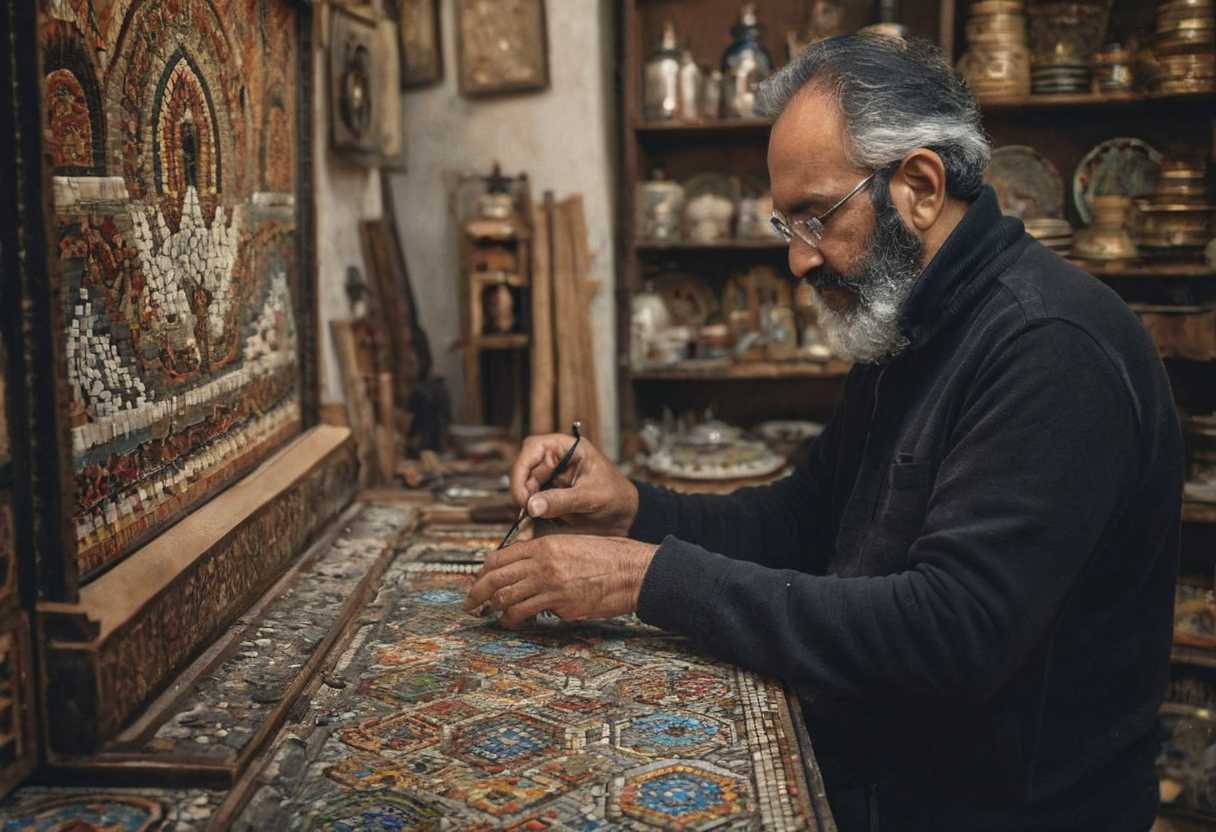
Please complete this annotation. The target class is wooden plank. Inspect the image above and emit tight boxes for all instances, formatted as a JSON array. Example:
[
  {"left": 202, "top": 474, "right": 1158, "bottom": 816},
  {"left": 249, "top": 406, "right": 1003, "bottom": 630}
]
[
  {"left": 330, "top": 320, "right": 376, "bottom": 486},
  {"left": 530, "top": 197, "right": 556, "bottom": 434},
  {"left": 376, "top": 372, "right": 398, "bottom": 484},
  {"left": 550, "top": 192, "right": 580, "bottom": 436},
  {"left": 562, "top": 195, "right": 602, "bottom": 449}
]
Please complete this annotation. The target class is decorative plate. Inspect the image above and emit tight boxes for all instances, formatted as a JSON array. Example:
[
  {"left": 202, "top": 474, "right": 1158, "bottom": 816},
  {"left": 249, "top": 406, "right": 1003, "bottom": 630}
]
[
  {"left": 653, "top": 273, "right": 718, "bottom": 327},
  {"left": 984, "top": 146, "right": 1064, "bottom": 220},
  {"left": 646, "top": 440, "right": 786, "bottom": 481},
  {"left": 755, "top": 420, "right": 825, "bottom": 444},
  {"left": 1073, "top": 137, "right": 1163, "bottom": 225}
]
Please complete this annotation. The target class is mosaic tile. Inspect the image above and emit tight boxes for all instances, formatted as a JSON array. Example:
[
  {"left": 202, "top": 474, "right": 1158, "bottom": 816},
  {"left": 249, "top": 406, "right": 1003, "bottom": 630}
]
[
  {"left": 233, "top": 557, "right": 822, "bottom": 830},
  {"left": 447, "top": 712, "right": 564, "bottom": 772},
  {"left": 0, "top": 787, "right": 223, "bottom": 831}
]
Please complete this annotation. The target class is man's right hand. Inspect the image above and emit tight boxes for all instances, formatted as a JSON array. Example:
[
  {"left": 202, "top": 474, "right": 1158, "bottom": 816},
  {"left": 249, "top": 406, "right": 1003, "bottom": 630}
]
[{"left": 509, "top": 434, "right": 639, "bottom": 537}]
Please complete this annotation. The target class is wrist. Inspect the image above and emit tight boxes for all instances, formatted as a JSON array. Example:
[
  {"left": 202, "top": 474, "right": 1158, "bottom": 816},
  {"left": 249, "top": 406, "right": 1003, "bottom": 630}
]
[{"left": 626, "top": 541, "right": 659, "bottom": 612}]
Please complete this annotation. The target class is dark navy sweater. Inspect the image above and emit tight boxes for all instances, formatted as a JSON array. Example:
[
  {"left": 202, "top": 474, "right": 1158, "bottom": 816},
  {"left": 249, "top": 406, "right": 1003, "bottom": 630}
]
[{"left": 632, "top": 188, "right": 1182, "bottom": 831}]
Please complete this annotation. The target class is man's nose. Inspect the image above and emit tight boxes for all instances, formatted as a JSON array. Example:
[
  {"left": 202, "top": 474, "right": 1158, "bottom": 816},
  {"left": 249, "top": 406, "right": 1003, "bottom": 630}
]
[{"left": 788, "top": 241, "right": 824, "bottom": 279}]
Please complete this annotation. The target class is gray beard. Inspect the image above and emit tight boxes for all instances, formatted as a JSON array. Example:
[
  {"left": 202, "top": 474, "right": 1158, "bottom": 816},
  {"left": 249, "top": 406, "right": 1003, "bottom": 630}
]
[{"left": 808, "top": 192, "right": 924, "bottom": 364}]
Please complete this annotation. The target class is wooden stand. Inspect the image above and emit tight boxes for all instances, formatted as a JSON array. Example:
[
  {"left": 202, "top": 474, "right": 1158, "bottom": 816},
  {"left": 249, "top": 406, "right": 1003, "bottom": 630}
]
[
  {"left": 460, "top": 205, "right": 533, "bottom": 431},
  {"left": 38, "top": 426, "right": 357, "bottom": 757}
]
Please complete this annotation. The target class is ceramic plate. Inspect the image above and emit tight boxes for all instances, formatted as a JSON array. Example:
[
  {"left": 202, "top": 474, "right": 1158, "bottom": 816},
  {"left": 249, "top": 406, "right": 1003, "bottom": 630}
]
[
  {"left": 755, "top": 420, "right": 825, "bottom": 444},
  {"left": 1073, "top": 137, "right": 1163, "bottom": 225},
  {"left": 985, "top": 145, "right": 1064, "bottom": 220},
  {"left": 646, "top": 441, "right": 786, "bottom": 481}
]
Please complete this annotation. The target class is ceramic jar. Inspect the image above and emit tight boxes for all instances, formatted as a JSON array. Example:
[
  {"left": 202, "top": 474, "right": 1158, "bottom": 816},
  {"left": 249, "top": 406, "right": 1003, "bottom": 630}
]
[
  {"left": 630, "top": 284, "right": 671, "bottom": 368},
  {"left": 636, "top": 171, "right": 685, "bottom": 241},
  {"left": 643, "top": 22, "right": 681, "bottom": 121}
]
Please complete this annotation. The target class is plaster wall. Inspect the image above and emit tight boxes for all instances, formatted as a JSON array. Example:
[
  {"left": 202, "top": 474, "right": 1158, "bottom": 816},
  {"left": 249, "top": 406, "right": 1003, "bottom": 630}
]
[
  {"left": 389, "top": 0, "right": 621, "bottom": 456},
  {"left": 314, "top": 36, "right": 384, "bottom": 408}
]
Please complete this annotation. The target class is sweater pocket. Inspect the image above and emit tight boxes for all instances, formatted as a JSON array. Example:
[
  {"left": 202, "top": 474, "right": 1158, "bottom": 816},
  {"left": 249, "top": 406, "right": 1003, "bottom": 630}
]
[{"left": 883, "top": 460, "right": 933, "bottom": 534}]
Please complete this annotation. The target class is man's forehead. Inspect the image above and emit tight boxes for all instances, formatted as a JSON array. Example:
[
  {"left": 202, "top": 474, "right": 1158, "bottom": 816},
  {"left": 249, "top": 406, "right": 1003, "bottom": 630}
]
[{"left": 768, "top": 87, "right": 857, "bottom": 209}]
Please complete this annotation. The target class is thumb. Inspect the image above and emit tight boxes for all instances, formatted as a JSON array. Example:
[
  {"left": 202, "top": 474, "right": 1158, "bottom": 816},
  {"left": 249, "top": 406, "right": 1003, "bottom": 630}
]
[{"left": 528, "top": 486, "right": 594, "bottom": 519}]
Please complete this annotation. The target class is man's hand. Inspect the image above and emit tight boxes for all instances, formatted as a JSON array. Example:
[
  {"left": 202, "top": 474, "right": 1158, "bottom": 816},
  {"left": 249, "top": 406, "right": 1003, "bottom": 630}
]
[
  {"left": 510, "top": 434, "right": 639, "bottom": 536},
  {"left": 463, "top": 535, "right": 659, "bottom": 628}
]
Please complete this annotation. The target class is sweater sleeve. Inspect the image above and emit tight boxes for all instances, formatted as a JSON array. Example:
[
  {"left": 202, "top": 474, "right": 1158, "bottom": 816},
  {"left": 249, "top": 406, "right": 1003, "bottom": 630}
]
[
  {"left": 628, "top": 408, "right": 842, "bottom": 573},
  {"left": 637, "top": 321, "right": 1140, "bottom": 702}
]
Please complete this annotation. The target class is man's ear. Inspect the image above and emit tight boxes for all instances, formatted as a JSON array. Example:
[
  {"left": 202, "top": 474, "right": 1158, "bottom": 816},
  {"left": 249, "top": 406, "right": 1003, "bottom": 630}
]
[{"left": 889, "top": 149, "right": 948, "bottom": 232}]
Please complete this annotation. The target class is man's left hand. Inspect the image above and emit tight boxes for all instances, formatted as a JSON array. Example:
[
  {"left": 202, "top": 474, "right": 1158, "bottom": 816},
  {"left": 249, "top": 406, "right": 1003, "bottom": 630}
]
[{"left": 463, "top": 535, "right": 659, "bottom": 628}]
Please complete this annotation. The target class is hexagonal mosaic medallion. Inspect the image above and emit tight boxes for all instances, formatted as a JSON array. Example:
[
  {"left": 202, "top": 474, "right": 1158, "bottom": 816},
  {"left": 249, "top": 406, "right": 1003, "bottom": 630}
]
[{"left": 616, "top": 760, "right": 752, "bottom": 830}]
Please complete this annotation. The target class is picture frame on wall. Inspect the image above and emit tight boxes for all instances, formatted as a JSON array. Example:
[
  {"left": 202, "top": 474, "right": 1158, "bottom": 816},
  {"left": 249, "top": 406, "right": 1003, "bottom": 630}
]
[
  {"left": 456, "top": 0, "right": 549, "bottom": 97},
  {"left": 329, "top": 4, "right": 380, "bottom": 160},
  {"left": 387, "top": 0, "right": 443, "bottom": 88}
]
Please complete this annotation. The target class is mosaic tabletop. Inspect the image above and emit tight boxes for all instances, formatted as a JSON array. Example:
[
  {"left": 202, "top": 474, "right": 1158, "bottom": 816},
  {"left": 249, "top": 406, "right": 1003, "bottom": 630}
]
[{"left": 234, "top": 548, "right": 828, "bottom": 830}]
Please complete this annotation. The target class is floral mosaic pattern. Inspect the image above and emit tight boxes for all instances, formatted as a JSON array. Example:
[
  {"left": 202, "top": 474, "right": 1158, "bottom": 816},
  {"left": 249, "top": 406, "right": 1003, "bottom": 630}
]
[
  {"left": 235, "top": 556, "right": 821, "bottom": 830},
  {"left": 40, "top": 0, "right": 306, "bottom": 579}
]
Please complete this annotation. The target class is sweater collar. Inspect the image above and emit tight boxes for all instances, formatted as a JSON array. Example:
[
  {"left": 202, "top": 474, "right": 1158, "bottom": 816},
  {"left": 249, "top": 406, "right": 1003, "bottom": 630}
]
[{"left": 897, "top": 186, "right": 1027, "bottom": 351}]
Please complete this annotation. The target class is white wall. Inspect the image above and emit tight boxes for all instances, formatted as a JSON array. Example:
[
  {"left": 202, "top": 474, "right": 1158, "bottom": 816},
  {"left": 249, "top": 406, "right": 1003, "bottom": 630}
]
[
  {"left": 389, "top": 0, "right": 620, "bottom": 456},
  {"left": 314, "top": 36, "right": 383, "bottom": 407}
]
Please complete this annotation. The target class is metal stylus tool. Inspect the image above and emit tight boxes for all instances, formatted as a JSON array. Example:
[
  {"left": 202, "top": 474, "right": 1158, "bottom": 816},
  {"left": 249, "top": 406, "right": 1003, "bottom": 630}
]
[{"left": 496, "top": 421, "right": 582, "bottom": 550}]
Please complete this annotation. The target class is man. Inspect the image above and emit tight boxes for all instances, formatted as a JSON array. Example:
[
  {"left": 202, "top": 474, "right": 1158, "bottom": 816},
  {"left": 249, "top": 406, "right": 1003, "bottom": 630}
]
[{"left": 465, "top": 34, "right": 1181, "bottom": 831}]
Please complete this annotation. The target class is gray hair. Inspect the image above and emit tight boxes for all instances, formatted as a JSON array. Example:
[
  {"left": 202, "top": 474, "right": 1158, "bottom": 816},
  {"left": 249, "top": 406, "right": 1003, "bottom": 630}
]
[{"left": 759, "top": 34, "right": 990, "bottom": 200}]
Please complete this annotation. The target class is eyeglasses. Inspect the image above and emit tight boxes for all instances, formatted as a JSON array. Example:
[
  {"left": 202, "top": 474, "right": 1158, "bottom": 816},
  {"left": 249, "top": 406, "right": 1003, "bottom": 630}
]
[{"left": 770, "top": 171, "right": 877, "bottom": 250}]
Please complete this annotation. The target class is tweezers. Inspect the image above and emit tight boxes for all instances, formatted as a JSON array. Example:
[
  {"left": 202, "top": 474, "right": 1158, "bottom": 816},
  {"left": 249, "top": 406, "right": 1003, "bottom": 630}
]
[{"left": 496, "top": 421, "right": 582, "bottom": 550}]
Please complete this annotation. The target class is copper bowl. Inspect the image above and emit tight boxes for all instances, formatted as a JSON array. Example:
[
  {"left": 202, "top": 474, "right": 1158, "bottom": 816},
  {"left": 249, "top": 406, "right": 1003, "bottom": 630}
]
[
  {"left": 1134, "top": 201, "right": 1216, "bottom": 235},
  {"left": 1156, "top": 29, "right": 1216, "bottom": 56},
  {"left": 971, "top": 0, "right": 1026, "bottom": 14},
  {"left": 1158, "top": 54, "right": 1216, "bottom": 80}
]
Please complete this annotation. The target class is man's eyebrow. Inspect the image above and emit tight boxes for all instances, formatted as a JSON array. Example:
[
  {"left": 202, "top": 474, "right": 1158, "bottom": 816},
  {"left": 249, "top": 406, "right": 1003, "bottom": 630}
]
[{"left": 786, "top": 193, "right": 833, "bottom": 217}]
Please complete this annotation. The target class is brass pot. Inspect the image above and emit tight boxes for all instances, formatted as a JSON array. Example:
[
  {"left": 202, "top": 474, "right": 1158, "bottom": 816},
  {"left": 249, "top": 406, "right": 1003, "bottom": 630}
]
[
  {"left": 1028, "top": 0, "right": 1114, "bottom": 65},
  {"left": 1074, "top": 194, "right": 1139, "bottom": 261}
]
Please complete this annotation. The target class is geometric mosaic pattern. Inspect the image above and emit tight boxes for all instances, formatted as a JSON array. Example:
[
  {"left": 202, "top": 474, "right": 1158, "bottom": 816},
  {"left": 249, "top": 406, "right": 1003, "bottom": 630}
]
[
  {"left": 237, "top": 554, "right": 822, "bottom": 830},
  {"left": 40, "top": 0, "right": 305, "bottom": 578}
]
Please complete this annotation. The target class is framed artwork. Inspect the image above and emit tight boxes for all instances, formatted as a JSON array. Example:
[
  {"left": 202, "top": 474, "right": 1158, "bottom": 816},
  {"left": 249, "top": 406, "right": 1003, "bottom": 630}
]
[
  {"left": 329, "top": 5, "right": 380, "bottom": 159},
  {"left": 389, "top": 0, "right": 443, "bottom": 88},
  {"left": 457, "top": 0, "right": 550, "bottom": 97}
]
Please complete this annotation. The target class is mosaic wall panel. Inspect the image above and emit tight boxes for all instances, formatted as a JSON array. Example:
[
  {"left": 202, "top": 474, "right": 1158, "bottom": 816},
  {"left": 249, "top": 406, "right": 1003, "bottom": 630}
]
[
  {"left": 235, "top": 557, "right": 822, "bottom": 830},
  {"left": 40, "top": 0, "right": 310, "bottom": 580}
]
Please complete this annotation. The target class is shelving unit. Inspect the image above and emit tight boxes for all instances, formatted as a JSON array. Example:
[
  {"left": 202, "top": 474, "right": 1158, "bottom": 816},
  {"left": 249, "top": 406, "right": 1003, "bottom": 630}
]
[
  {"left": 616, "top": 0, "right": 1216, "bottom": 821},
  {"left": 617, "top": 0, "right": 950, "bottom": 439}
]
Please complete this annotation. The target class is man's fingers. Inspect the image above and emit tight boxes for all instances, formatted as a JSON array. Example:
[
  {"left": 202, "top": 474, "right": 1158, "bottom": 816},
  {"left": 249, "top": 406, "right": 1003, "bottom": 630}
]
[
  {"left": 489, "top": 578, "right": 542, "bottom": 612},
  {"left": 527, "top": 485, "right": 596, "bottom": 520},
  {"left": 499, "top": 592, "right": 563, "bottom": 629},
  {"left": 475, "top": 539, "right": 541, "bottom": 579},
  {"left": 463, "top": 558, "right": 532, "bottom": 611},
  {"left": 509, "top": 435, "right": 574, "bottom": 508}
]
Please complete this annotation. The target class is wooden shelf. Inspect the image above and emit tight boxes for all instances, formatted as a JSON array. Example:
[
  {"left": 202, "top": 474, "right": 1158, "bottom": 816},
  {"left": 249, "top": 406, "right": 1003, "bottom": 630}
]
[
  {"left": 1172, "top": 644, "right": 1216, "bottom": 670},
  {"left": 1184, "top": 498, "right": 1216, "bottom": 524},
  {"left": 635, "top": 239, "right": 787, "bottom": 253},
  {"left": 979, "top": 90, "right": 1216, "bottom": 113},
  {"left": 471, "top": 334, "right": 528, "bottom": 350},
  {"left": 634, "top": 117, "right": 771, "bottom": 139},
  {"left": 632, "top": 359, "right": 852, "bottom": 381},
  {"left": 1071, "top": 260, "right": 1216, "bottom": 279}
]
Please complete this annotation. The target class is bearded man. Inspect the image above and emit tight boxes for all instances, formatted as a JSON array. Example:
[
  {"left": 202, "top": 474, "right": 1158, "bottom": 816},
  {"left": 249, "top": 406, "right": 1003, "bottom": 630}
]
[{"left": 466, "top": 34, "right": 1182, "bottom": 831}]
